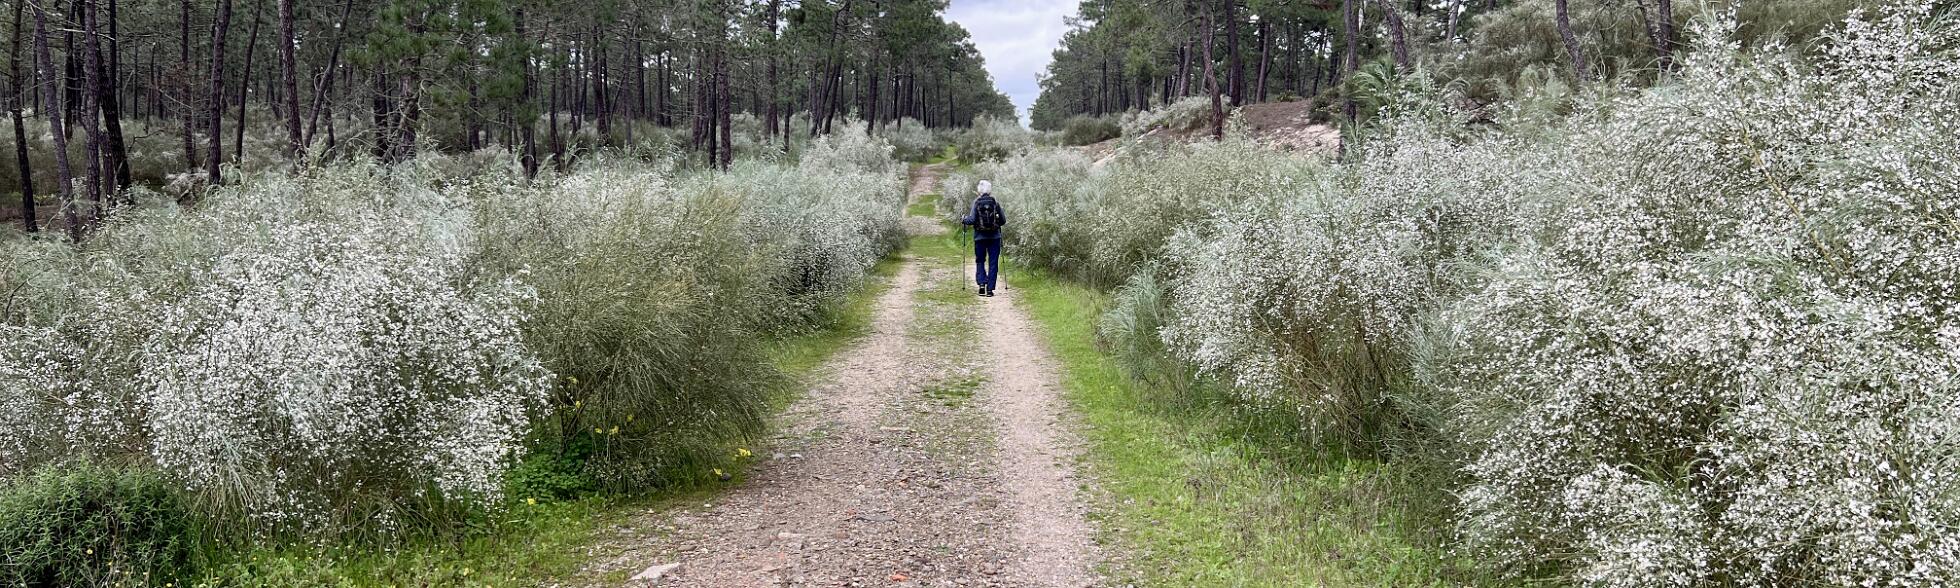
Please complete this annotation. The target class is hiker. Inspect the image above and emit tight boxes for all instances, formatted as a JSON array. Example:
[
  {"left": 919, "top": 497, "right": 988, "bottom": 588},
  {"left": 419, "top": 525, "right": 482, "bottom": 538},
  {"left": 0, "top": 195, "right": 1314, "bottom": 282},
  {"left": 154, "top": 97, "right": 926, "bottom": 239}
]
[{"left": 962, "top": 180, "right": 1007, "bottom": 297}]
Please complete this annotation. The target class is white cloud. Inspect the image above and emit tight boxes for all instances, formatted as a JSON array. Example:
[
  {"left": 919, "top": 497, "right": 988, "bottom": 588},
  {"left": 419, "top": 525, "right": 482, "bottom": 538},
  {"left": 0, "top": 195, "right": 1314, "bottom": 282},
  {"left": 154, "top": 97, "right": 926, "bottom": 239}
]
[{"left": 947, "top": 0, "right": 1077, "bottom": 126}]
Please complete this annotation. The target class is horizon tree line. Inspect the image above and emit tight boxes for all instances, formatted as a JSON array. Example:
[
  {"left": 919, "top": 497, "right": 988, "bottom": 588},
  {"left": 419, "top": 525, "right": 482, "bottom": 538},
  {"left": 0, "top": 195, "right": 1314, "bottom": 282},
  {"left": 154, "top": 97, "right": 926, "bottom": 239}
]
[{"left": 5, "top": 0, "right": 1014, "bottom": 239}]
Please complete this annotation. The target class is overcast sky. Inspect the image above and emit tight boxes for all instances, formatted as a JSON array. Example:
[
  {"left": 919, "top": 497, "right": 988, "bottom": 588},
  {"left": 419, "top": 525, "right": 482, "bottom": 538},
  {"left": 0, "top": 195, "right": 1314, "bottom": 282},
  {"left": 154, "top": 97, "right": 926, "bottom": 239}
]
[{"left": 946, "top": 0, "right": 1078, "bottom": 126}]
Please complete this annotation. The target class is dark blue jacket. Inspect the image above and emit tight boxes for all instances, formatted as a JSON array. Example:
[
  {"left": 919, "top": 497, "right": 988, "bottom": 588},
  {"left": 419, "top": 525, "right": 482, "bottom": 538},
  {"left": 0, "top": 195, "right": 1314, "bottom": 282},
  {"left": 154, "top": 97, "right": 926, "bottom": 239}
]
[{"left": 962, "top": 194, "right": 1007, "bottom": 241}]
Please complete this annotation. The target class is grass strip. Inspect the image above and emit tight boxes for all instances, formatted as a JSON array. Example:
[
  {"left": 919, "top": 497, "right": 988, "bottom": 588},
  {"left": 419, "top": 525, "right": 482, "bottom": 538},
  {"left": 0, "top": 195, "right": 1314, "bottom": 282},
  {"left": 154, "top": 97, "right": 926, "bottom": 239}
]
[{"left": 1009, "top": 266, "right": 1478, "bottom": 587}]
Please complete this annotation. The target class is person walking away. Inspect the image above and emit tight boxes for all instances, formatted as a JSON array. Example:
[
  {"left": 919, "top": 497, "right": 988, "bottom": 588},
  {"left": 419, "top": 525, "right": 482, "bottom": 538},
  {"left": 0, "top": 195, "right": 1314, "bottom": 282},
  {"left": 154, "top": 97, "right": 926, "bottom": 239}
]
[{"left": 962, "top": 180, "right": 1007, "bottom": 297}]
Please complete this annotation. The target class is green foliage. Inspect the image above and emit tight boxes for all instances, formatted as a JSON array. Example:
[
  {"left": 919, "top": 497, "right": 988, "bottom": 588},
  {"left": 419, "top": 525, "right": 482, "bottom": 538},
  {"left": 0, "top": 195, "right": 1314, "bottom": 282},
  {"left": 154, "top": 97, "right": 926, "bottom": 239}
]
[
  {"left": 504, "top": 438, "right": 600, "bottom": 503},
  {"left": 1016, "top": 268, "right": 1474, "bottom": 586},
  {"left": 0, "top": 460, "right": 197, "bottom": 587},
  {"left": 1005, "top": 6, "right": 1960, "bottom": 584},
  {"left": 1119, "top": 96, "right": 1218, "bottom": 137},
  {"left": 1058, "top": 115, "right": 1122, "bottom": 146},
  {"left": 952, "top": 116, "right": 1033, "bottom": 163}
]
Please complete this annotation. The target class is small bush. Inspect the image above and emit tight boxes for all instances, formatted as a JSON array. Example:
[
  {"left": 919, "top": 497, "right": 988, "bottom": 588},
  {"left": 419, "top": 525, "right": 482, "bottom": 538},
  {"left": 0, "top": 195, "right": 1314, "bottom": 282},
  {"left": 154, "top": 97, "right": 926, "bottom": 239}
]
[
  {"left": 1120, "top": 96, "right": 1218, "bottom": 137},
  {"left": 0, "top": 460, "right": 197, "bottom": 587},
  {"left": 1058, "top": 115, "right": 1121, "bottom": 146},
  {"left": 953, "top": 116, "right": 1033, "bottom": 162},
  {"left": 879, "top": 118, "right": 949, "bottom": 162}
]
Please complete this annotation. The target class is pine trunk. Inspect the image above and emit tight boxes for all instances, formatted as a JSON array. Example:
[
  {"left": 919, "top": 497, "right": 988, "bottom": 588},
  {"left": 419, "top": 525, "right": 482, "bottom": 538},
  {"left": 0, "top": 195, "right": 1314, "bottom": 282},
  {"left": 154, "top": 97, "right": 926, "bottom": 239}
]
[
  {"left": 205, "top": 0, "right": 231, "bottom": 184},
  {"left": 1342, "top": 0, "right": 1359, "bottom": 126},
  {"left": 304, "top": 0, "right": 352, "bottom": 148},
  {"left": 78, "top": 0, "right": 107, "bottom": 215},
  {"left": 1381, "top": 0, "right": 1411, "bottom": 71},
  {"left": 278, "top": 0, "right": 300, "bottom": 160},
  {"left": 30, "top": 0, "right": 77, "bottom": 241},
  {"left": 179, "top": 0, "right": 197, "bottom": 170},
  {"left": 1223, "top": 0, "right": 1241, "bottom": 106},
  {"left": 1202, "top": 1, "right": 1222, "bottom": 140},
  {"left": 233, "top": 0, "right": 263, "bottom": 164},
  {"left": 1555, "top": 0, "right": 1588, "bottom": 80},
  {"left": 9, "top": 2, "right": 32, "bottom": 233}
]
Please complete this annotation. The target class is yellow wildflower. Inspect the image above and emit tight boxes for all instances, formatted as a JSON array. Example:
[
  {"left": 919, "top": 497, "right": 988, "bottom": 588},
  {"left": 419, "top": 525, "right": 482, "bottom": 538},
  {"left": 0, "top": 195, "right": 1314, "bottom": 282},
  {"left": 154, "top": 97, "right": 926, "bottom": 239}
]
[{"left": 525, "top": 497, "right": 537, "bottom": 506}]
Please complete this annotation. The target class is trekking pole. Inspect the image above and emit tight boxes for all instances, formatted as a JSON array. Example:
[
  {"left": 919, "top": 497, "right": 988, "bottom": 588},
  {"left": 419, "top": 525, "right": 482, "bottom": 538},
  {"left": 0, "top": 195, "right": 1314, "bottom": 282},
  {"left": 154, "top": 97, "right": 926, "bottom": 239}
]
[{"left": 957, "top": 224, "right": 970, "bottom": 293}]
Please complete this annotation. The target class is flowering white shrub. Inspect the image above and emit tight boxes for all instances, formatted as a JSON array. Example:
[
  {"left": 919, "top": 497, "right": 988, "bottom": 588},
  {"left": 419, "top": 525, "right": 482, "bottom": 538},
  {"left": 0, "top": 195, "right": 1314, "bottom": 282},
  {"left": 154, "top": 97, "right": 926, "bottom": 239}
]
[
  {"left": 1120, "top": 96, "right": 1218, "bottom": 137},
  {"left": 954, "top": 115, "right": 1034, "bottom": 162},
  {"left": 0, "top": 138, "right": 905, "bottom": 527},
  {"left": 140, "top": 221, "right": 548, "bottom": 525},
  {"left": 999, "top": 4, "right": 1960, "bottom": 583},
  {"left": 798, "top": 126, "right": 902, "bottom": 178},
  {"left": 467, "top": 134, "right": 901, "bottom": 489},
  {"left": 1436, "top": 7, "right": 1960, "bottom": 584},
  {"left": 879, "top": 118, "right": 946, "bottom": 162}
]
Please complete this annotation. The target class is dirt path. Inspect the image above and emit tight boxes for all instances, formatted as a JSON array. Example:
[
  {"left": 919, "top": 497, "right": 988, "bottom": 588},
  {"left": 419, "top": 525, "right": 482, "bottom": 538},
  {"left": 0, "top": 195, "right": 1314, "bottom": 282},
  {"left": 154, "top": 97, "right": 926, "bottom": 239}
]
[{"left": 585, "top": 164, "right": 1099, "bottom": 588}]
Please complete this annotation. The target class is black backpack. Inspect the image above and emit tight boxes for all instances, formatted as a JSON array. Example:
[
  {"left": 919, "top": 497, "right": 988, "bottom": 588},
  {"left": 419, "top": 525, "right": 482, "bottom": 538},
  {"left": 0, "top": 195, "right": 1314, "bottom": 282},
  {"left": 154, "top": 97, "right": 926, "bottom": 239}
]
[{"left": 973, "top": 197, "right": 1003, "bottom": 232}]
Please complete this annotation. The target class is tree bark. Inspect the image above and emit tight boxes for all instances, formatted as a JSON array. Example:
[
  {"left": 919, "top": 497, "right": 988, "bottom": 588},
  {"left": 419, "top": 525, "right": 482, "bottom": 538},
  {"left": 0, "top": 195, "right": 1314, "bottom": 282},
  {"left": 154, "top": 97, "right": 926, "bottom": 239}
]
[
  {"left": 1447, "top": 0, "right": 1464, "bottom": 42},
  {"left": 1223, "top": 0, "right": 1241, "bottom": 106},
  {"left": 179, "top": 0, "right": 197, "bottom": 170},
  {"left": 233, "top": 0, "right": 263, "bottom": 164},
  {"left": 549, "top": 42, "right": 564, "bottom": 169},
  {"left": 78, "top": 0, "right": 107, "bottom": 212},
  {"left": 716, "top": 45, "right": 731, "bottom": 170},
  {"left": 61, "top": 0, "right": 76, "bottom": 138},
  {"left": 205, "top": 0, "right": 231, "bottom": 184},
  {"left": 278, "top": 0, "right": 299, "bottom": 160},
  {"left": 517, "top": 8, "right": 538, "bottom": 178},
  {"left": 92, "top": 0, "right": 126, "bottom": 193},
  {"left": 1380, "top": 0, "right": 1411, "bottom": 72},
  {"left": 394, "top": 14, "right": 424, "bottom": 161},
  {"left": 1341, "top": 0, "right": 1359, "bottom": 137},
  {"left": 1655, "top": 0, "right": 1674, "bottom": 70},
  {"left": 30, "top": 0, "right": 77, "bottom": 241},
  {"left": 10, "top": 1, "right": 34, "bottom": 233},
  {"left": 1555, "top": 0, "right": 1588, "bottom": 80},
  {"left": 304, "top": 0, "right": 353, "bottom": 148},
  {"left": 593, "top": 28, "right": 609, "bottom": 138},
  {"left": 1255, "top": 19, "right": 1271, "bottom": 102},
  {"left": 1202, "top": 1, "right": 1222, "bottom": 140},
  {"left": 764, "top": 0, "right": 781, "bottom": 140}
]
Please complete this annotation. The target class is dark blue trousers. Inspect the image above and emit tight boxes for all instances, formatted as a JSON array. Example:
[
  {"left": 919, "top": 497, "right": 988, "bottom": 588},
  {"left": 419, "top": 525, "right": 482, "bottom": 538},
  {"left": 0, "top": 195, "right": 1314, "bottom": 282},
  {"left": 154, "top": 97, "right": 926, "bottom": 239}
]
[{"left": 973, "top": 238, "right": 1001, "bottom": 291}]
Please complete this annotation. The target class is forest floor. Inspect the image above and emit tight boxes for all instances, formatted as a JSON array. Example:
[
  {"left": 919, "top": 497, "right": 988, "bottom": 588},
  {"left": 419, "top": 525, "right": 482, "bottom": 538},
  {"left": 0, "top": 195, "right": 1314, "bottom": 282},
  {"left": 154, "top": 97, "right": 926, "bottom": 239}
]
[{"left": 578, "top": 164, "right": 1103, "bottom": 587}]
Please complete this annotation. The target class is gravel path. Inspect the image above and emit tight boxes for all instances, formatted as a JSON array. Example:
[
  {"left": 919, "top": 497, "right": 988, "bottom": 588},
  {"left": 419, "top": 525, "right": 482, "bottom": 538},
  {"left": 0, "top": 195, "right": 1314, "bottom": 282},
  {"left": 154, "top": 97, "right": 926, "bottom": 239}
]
[
  {"left": 974, "top": 274, "right": 1100, "bottom": 587},
  {"left": 585, "top": 164, "right": 1100, "bottom": 588}
]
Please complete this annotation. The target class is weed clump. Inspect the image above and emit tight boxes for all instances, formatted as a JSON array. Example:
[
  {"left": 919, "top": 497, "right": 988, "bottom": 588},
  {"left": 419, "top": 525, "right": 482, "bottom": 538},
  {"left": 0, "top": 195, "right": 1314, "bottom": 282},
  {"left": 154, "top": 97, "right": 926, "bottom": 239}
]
[{"left": 0, "top": 460, "right": 196, "bottom": 587}]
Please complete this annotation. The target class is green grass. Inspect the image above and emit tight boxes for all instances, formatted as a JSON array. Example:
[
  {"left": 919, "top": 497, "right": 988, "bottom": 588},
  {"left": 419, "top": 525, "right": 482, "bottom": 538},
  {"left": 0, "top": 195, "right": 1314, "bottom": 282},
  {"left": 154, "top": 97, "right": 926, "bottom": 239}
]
[
  {"left": 192, "top": 255, "right": 906, "bottom": 588},
  {"left": 926, "top": 145, "right": 959, "bottom": 165},
  {"left": 192, "top": 497, "right": 647, "bottom": 587},
  {"left": 919, "top": 375, "right": 983, "bottom": 407},
  {"left": 925, "top": 145, "right": 978, "bottom": 171},
  {"left": 1008, "top": 265, "right": 1481, "bottom": 587},
  {"left": 908, "top": 223, "right": 971, "bottom": 268},
  {"left": 906, "top": 197, "right": 938, "bottom": 219}
]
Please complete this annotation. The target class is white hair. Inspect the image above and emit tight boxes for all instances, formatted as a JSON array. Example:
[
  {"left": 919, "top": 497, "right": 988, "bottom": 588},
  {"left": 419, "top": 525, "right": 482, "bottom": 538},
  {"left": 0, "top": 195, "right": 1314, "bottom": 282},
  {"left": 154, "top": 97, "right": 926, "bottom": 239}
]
[{"left": 976, "top": 180, "right": 992, "bottom": 195}]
